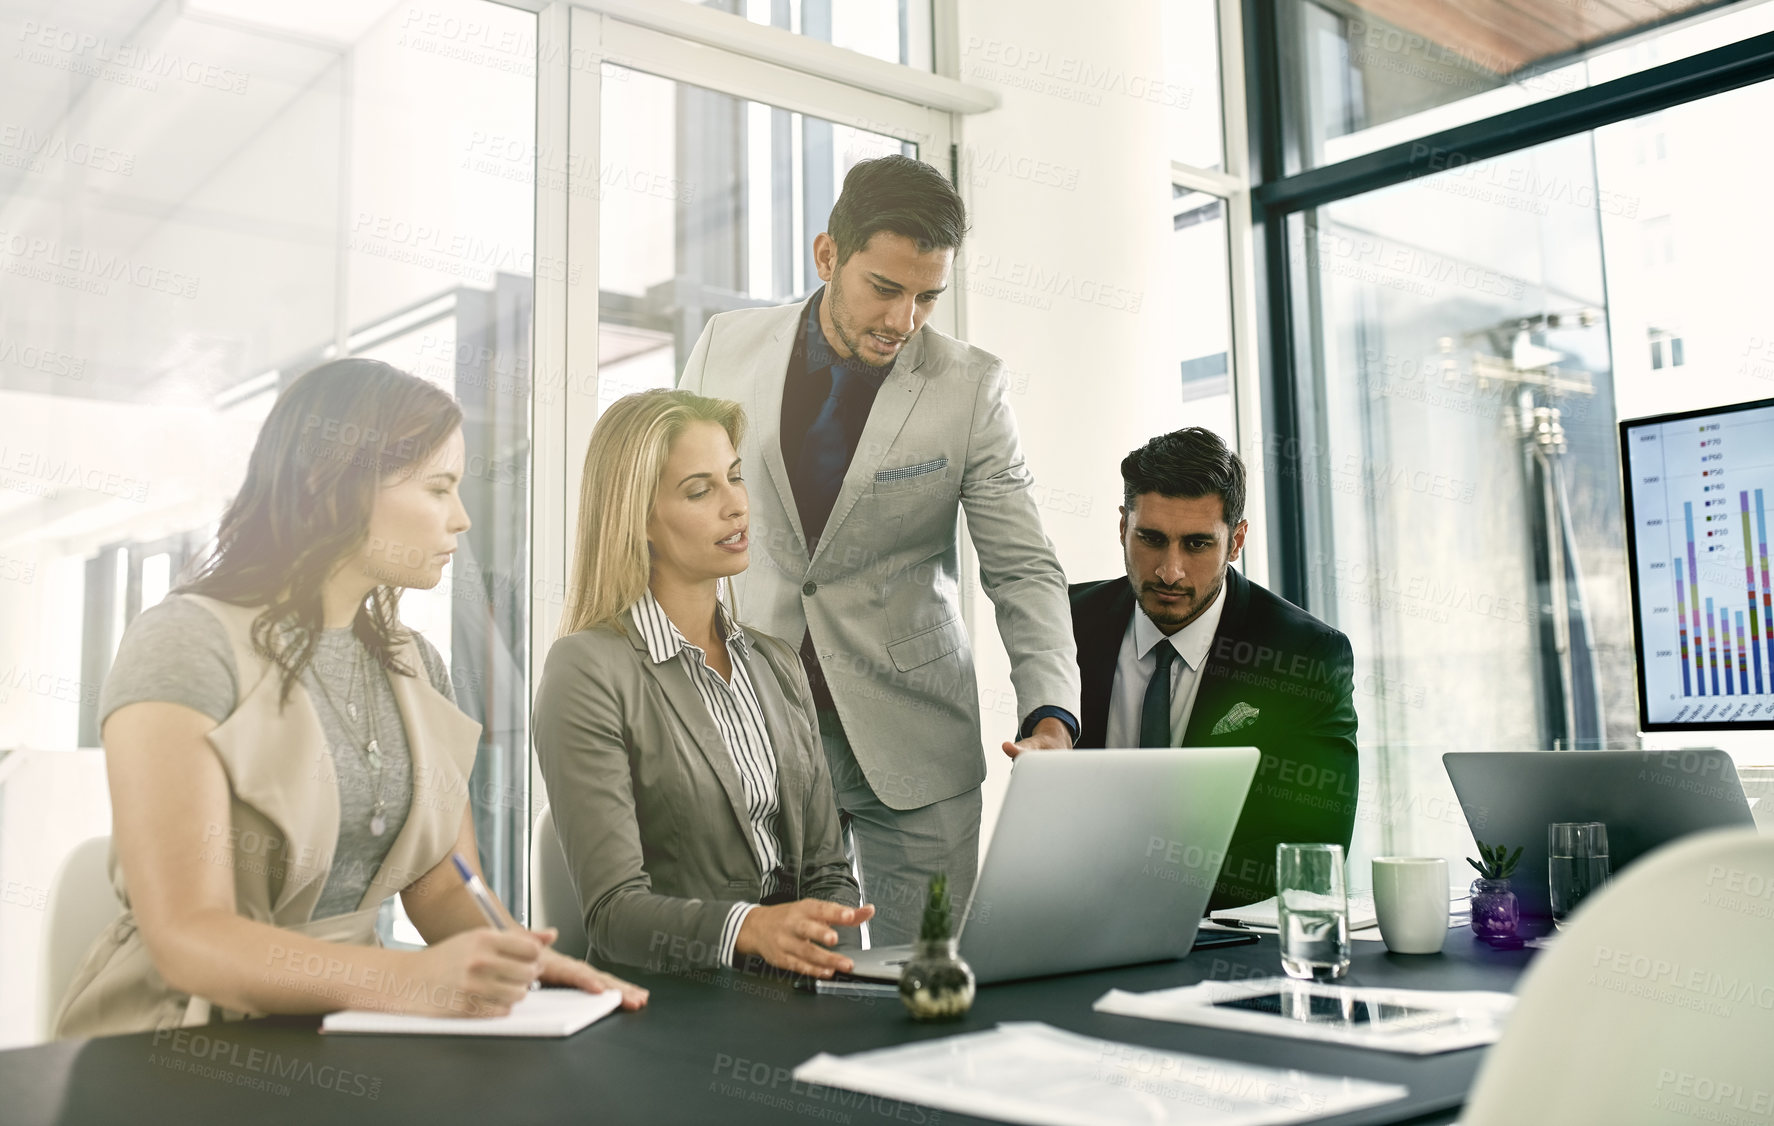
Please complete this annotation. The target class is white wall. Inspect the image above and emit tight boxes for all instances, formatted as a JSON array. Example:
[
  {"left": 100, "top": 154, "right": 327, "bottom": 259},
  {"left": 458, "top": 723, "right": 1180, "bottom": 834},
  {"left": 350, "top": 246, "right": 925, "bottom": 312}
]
[{"left": 951, "top": 0, "right": 1183, "bottom": 846}]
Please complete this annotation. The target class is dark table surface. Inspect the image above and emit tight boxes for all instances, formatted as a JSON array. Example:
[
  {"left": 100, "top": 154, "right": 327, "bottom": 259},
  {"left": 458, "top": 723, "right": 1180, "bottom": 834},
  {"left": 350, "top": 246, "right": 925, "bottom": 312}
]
[{"left": 1, "top": 931, "right": 1535, "bottom": 1126}]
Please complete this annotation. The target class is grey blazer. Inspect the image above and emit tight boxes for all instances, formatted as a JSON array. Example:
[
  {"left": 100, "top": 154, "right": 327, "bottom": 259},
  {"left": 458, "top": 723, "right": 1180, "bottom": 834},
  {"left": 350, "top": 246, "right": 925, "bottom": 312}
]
[
  {"left": 532, "top": 609, "right": 858, "bottom": 973},
  {"left": 679, "top": 297, "right": 1080, "bottom": 811}
]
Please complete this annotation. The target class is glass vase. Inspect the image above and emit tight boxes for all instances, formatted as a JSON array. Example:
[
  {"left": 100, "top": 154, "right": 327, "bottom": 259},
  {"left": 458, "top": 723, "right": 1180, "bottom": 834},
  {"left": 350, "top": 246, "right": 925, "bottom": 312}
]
[
  {"left": 1469, "top": 877, "right": 1520, "bottom": 941},
  {"left": 898, "top": 938, "right": 975, "bottom": 1021}
]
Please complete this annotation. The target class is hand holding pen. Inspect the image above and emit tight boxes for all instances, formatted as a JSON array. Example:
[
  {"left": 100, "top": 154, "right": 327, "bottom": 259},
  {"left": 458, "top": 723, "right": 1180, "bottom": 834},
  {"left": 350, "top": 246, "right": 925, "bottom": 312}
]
[
  {"left": 449, "top": 851, "right": 648, "bottom": 1010},
  {"left": 450, "top": 852, "right": 540, "bottom": 991}
]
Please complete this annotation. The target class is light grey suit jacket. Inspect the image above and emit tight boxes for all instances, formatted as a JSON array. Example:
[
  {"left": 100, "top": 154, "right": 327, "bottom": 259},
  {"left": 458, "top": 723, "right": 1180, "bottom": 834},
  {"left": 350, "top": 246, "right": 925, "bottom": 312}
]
[
  {"left": 679, "top": 296, "right": 1080, "bottom": 810},
  {"left": 532, "top": 611, "right": 858, "bottom": 973}
]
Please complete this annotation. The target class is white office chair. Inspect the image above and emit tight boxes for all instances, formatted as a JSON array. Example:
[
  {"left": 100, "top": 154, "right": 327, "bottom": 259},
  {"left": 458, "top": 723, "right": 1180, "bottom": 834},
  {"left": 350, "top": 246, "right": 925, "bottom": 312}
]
[
  {"left": 40, "top": 835, "right": 120, "bottom": 1040},
  {"left": 530, "top": 804, "right": 588, "bottom": 961},
  {"left": 1462, "top": 828, "right": 1774, "bottom": 1125}
]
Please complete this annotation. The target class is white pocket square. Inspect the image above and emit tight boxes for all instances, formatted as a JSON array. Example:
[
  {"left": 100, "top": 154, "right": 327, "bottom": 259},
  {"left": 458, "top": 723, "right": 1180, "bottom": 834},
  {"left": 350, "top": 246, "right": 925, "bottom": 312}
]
[{"left": 1211, "top": 701, "right": 1261, "bottom": 736}]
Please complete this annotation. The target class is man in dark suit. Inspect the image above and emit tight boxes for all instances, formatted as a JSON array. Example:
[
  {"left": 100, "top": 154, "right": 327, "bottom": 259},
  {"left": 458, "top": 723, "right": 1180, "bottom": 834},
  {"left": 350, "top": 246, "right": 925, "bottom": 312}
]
[{"left": 1068, "top": 427, "right": 1358, "bottom": 910}]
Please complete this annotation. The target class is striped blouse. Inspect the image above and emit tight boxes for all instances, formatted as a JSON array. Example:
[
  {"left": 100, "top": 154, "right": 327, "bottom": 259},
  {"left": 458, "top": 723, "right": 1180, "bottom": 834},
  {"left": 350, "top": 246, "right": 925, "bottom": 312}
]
[{"left": 630, "top": 591, "right": 782, "bottom": 965}]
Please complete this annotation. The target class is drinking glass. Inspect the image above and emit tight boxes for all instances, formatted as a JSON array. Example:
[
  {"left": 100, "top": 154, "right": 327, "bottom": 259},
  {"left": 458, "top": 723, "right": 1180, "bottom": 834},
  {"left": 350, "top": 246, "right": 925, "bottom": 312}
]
[
  {"left": 1276, "top": 843, "right": 1350, "bottom": 981},
  {"left": 1548, "top": 822, "right": 1611, "bottom": 931}
]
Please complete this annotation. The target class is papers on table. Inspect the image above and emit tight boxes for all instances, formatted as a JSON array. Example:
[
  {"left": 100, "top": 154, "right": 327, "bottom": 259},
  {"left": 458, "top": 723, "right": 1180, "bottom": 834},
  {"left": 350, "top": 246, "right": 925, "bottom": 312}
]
[
  {"left": 321, "top": 987, "right": 622, "bottom": 1037},
  {"left": 1207, "top": 890, "right": 1475, "bottom": 939},
  {"left": 1209, "top": 892, "right": 1379, "bottom": 931},
  {"left": 794, "top": 1021, "right": 1407, "bottom": 1126},
  {"left": 1095, "top": 978, "right": 1513, "bottom": 1055}
]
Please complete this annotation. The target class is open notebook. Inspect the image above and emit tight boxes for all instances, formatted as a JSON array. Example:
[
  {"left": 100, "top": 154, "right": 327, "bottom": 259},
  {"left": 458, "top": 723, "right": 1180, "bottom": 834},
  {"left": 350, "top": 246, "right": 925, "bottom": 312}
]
[{"left": 321, "top": 988, "right": 622, "bottom": 1037}]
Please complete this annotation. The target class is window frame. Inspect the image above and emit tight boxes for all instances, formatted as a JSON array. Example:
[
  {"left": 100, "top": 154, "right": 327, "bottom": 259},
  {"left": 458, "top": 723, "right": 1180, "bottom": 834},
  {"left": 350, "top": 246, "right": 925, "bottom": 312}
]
[
  {"left": 1171, "top": 0, "right": 1267, "bottom": 587},
  {"left": 521, "top": 0, "right": 994, "bottom": 920},
  {"left": 530, "top": 1, "right": 968, "bottom": 659},
  {"left": 1242, "top": 5, "right": 1774, "bottom": 609}
]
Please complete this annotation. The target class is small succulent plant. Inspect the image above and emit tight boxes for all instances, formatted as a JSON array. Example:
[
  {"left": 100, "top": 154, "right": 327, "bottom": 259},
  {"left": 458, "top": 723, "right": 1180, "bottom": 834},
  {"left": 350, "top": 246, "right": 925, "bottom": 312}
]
[
  {"left": 1467, "top": 839, "right": 1523, "bottom": 881},
  {"left": 902, "top": 872, "right": 975, "bottom": 1021},
  {"left": 918, "top": 872, "right": 954, "bottom": 943}
]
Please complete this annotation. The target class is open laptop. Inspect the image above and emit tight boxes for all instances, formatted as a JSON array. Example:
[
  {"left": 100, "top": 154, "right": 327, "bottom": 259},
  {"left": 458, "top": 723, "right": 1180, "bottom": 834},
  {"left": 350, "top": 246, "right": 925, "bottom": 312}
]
[
  {"left": 844, "top": 747, "right": 1259, "bottom": 985},
  {"left": 1443, "top": 750, "right": 1755, "bottom": 919}
]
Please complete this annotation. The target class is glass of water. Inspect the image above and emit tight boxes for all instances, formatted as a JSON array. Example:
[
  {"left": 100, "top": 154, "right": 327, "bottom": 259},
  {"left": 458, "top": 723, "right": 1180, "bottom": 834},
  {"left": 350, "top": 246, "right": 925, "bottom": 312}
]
[
  {"left": 1276, "top": 843, "right": 1350, "bottom": 981},
  {"left": 1549, "top": 822, "right": 1611, "bottom": 931}
]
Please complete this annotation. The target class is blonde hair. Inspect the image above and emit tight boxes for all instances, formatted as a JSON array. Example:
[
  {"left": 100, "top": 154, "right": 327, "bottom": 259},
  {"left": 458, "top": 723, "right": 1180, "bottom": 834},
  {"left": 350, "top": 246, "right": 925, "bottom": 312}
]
[{"left": 560, "top": 388, "right": 747, "bottom": 636}]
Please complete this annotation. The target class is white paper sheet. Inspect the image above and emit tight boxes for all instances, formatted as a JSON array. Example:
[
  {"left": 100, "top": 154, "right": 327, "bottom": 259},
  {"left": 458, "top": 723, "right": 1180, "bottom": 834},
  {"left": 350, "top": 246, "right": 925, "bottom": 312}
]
[
  {"left": 1095, "top": 978, "right": 1513, "bottom": 1055},
  {"left": 321, "top": 987, "right": 622, "bottom": 1037},
  {"left": 1208, "top": 892, "right": 1379, "bottom": 930},
  {"left": 1211, "top": 890, "right": 1473, "bottom": 935},
  {"left": 793, "top": 1021, "right": 1407, "bottom": 1126}
]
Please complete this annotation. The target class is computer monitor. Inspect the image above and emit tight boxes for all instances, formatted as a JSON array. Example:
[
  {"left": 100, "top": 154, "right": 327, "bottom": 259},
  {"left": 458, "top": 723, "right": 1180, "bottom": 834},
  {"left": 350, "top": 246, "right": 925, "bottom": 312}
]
[{"left": 1619, "top": 395, "right": 1774, "bottom": 731}]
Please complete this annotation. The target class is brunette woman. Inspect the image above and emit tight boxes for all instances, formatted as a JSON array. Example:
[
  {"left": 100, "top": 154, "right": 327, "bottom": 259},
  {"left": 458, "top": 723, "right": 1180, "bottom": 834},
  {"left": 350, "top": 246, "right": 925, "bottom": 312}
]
[{"left": 55, "top": 359, "right": 644, "bottom": 1037}]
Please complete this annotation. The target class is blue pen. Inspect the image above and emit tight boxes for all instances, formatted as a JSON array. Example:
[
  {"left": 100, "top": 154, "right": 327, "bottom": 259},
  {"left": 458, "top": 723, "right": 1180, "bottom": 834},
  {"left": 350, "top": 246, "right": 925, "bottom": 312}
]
[
  {"left": 451, "top": 852, "right": 509, "bottom": 930},
  {"left": 452, "top": 852, "right": 541, "bottom": 993}
]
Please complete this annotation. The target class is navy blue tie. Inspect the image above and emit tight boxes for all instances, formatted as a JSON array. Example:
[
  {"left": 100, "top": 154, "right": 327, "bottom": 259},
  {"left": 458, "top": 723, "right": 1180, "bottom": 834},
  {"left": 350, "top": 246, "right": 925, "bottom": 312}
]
[
  {"left": 1140, "top": 643, "right": 1178, "bottom": 747},
  {"left": 795, "top": 364, "right": 868, "bottom": 548}
]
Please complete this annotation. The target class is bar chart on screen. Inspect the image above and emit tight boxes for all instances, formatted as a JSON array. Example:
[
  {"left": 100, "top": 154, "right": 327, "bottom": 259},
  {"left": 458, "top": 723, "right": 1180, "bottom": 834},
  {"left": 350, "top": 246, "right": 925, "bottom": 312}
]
[{"left": 1623, "top": 397, "right": 1774, "bottom": 729}]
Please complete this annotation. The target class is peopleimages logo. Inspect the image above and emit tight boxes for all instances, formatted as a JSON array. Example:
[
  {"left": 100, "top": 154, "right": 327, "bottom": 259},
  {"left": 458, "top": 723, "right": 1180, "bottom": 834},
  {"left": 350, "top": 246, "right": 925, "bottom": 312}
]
[
  {"left": 350, "top": 213, "right": 581, "bottom": 285},
  {"left": 150, "top": 1028, "right": 381, "bottom": 1099},
  {"left": 963, "top": 36, "right": 1192, "bottom": 109},
  {"left": 0, "top": 229, "right": 200, "bottom": 299},
  {"left": 0, "top": 337, "right": 86, "bottom": 381},
  {"left": 0, "top": 441, "right": 151, "bottom": 503},
  {"left": 14, "top": 22, "right": 251, "bottom": 94},
  {"left": 0, "top": 123, "right": 135, "bottom": 175}
]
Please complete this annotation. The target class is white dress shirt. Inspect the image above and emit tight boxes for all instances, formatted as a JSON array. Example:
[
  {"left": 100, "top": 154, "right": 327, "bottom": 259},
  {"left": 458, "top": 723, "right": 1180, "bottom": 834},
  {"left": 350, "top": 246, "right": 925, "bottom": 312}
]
[
  {"left": 630, "top": 591, "right": 781, "bottom": 964},
  {"left": 1104, "top": 582, "right": 1228, "bottom": 749}
]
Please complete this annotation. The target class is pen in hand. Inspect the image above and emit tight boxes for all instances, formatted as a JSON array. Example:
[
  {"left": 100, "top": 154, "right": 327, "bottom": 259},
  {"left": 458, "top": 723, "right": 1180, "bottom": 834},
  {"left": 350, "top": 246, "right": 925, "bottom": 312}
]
[{"left": 451, "top": 851, "right": 541, "bottom": 991}]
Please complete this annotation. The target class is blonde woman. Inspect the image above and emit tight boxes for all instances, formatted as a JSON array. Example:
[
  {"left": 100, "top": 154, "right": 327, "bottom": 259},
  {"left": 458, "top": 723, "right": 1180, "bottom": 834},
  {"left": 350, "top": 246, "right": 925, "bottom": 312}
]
[
  {"left": 55, "top": 359, "right": 644, "bottom": 1038},
  {"left": 534, "top": 389, "right": 872, "bottom": 978}
]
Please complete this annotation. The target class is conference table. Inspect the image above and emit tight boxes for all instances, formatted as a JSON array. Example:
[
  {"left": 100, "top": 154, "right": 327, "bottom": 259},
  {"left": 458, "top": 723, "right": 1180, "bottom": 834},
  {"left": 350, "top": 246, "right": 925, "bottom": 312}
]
[{"left": 1, "top": 931, "right": 1534, "bottom": 1125}]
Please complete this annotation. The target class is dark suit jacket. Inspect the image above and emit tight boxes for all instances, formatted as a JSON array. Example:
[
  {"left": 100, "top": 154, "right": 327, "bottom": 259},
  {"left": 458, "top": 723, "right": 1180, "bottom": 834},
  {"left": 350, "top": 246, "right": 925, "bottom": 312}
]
[{"left": 1069, "top": 569, "right": 1359, "bottom": 910}]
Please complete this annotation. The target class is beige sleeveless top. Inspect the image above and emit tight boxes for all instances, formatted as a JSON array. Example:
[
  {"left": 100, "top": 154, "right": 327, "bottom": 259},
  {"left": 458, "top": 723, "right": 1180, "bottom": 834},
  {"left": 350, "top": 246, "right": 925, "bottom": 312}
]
[{"left": 53, "top": 595, "right": 481, "bottom": 1039}]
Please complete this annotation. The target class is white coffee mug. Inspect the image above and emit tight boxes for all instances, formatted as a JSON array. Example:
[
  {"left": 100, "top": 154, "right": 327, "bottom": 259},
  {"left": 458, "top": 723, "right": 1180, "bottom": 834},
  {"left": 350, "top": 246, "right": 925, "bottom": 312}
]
[{"left": 1371, "top": 857, "right": 1450, "bottom": 954}]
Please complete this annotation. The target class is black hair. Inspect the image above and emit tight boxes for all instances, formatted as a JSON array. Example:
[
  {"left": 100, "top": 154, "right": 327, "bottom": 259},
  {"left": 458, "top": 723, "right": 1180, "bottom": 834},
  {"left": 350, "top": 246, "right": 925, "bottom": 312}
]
[
  {"left": 827, "top": 155, "right": 968, "bottom": 265},
  {"left": 1120, "top": 427, "right": 1246, "bottom": 527}
]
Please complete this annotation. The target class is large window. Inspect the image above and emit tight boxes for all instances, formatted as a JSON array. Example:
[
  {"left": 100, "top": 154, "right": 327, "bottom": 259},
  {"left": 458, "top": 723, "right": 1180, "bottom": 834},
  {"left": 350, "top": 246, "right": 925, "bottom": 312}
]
[
  {"left": 1165, "top": 0, "right": 1225, "bottom": 171},
  {"left": 1291, "top": 133, "right": 1624, "bottom": 870},
  {"left": 1173, "top": 187, "right": 1236, "bottom": 444},
  {"left": 596, "top": 65, "right": 914, "bottom": 405},
  {"left": 1257, "top": 2, "right": 1774, "bottom": 878},
  {"left": 1166, "top": 1, "right": 1248, "bottom": 513},
  {"left": 0, "top": 0, "right": 535, "bottom": 1046},
  {"left": 688, "top": 0, "right": 934, "bottom": 70},
  {"left": 1277, "top": 0, "right": 1774, "bottom": 172}
]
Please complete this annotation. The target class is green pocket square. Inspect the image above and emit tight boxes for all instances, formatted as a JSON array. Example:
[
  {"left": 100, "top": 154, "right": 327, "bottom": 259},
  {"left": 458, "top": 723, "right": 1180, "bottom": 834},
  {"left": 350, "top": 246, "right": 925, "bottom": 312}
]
[{"left": 1211, "top": 701, "right": 1261, "bottom": 736}]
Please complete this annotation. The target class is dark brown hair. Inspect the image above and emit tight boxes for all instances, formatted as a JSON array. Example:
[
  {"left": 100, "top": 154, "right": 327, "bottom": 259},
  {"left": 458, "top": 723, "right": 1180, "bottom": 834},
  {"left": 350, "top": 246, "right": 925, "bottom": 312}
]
[
  {"left": 827, "top": 154, "right": 968, "bottom": 266},
  {"left": 179, "top": 358, "right": 463, "bottom": 705},
  {"left": 1121, "top": 427, "right": 1247, "bottom": 528}
]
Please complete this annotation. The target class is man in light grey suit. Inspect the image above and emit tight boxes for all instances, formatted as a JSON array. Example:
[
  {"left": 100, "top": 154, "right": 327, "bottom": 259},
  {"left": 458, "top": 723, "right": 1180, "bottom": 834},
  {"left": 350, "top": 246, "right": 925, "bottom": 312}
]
[{"left": 678, "top": 156, "right": 1079, "bottom": 943}]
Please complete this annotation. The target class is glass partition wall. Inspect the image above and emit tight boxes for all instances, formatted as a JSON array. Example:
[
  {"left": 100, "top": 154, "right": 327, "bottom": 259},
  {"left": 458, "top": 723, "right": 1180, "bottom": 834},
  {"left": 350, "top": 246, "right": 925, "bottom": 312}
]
[
  {"left": 1291, "top": 134, "right": 1624, "bottom": 868},
  {"left": 0, "top": 0, "right": 537, "bottom": 1044},
  {"left": 1251, "top": 0, "right": 1774, "bottom": 874},
  {"left": 0, "top": 0, "right": 969, "bottom": 1046},
  {"left": 595, "top": 64, "right": 917, "bottom": 406}
]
